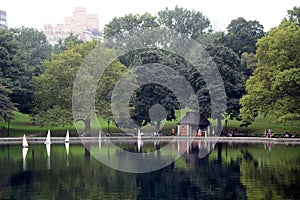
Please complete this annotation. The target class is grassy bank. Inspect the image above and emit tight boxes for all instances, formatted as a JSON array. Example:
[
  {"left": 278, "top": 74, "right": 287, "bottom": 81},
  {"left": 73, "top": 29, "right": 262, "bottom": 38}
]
[{"left": 1, "top": 111, "right": 300, "bottom": 137}]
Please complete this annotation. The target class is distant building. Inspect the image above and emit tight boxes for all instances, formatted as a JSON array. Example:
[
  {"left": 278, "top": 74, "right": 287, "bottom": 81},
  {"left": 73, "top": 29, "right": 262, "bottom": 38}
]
[
  {"left": 43, "top": 7, "right": 102, "bottom": 45},
  {"left": 0, "top": 10, "right": 7, "bottom": 28}
]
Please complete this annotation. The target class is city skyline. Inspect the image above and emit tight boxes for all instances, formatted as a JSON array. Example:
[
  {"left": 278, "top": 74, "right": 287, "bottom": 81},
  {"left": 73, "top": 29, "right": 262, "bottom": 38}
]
[{"left": 1, "top": 0, "right": 299, "bottom": 32}]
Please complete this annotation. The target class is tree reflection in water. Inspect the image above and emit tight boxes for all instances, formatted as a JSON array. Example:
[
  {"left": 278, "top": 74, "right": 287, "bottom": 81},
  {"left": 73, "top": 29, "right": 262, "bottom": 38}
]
[{"left": 0, "top": 142, "right": 299, "bottom": 199}]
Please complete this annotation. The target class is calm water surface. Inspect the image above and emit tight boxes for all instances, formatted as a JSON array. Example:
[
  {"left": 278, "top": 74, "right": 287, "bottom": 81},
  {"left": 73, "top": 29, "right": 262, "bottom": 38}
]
[{"left": 0, "top": 140, "right": 299, "bottom": 200}]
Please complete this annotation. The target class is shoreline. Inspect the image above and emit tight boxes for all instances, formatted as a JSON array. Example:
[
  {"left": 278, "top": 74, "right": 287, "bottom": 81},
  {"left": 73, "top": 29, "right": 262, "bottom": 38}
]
[{"left": 1, "top": 136, "right": 300, "bottom": 144}]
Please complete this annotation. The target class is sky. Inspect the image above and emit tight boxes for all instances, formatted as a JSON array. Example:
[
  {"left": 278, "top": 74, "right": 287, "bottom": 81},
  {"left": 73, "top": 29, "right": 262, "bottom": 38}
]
[{"left": 1, "top": 0, "right": 299, "bottom": 32}]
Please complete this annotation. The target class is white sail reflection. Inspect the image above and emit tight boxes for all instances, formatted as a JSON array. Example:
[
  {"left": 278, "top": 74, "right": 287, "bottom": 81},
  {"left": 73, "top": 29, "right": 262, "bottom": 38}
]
[
  {"left": 65, "top": 143, "right": 70, "bottom": 167},
  {"left": 46, "top": 143, "right": 51, "bottom": 170},
  {"left": 22, "top": 147, "right": 29, "bottom": 171}
]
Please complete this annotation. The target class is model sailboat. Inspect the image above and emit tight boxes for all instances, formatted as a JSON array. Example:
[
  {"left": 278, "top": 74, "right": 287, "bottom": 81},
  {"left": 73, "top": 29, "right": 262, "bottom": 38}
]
[
  {"left": 65, "top": 130, "right": 70, "bottom": 143},
  {"left": 44, "top": 129, "right": 52, "bottom": 144},
  {"left": 137, "top": 129, "right": 141, "bottom": 140},
  {"left": 22, "top": 134, "right": 29, "bottom": 148}
]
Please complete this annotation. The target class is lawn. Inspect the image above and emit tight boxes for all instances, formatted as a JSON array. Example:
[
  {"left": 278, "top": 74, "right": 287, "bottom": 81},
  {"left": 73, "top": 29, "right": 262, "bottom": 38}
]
[{"left": 1, "top": 110, "right": 300, "bottom": 137}]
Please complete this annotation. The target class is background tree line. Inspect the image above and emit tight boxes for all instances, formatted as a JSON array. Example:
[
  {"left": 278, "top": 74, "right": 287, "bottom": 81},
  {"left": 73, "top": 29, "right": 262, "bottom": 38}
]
[{"left": 0, "top": 6, "right": 299, "bottom": 131}]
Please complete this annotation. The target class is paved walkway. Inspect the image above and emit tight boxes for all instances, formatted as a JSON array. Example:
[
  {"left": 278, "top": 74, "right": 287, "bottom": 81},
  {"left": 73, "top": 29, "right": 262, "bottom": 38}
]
[{"left": 1, "top": 136, "right": 300, "bottom": 144}]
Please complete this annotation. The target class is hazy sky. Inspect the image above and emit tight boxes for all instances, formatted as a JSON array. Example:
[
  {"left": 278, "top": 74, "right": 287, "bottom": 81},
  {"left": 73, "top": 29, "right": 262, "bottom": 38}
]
[{"left": 1, "top": 0, "right": 299, "bottom": 32}]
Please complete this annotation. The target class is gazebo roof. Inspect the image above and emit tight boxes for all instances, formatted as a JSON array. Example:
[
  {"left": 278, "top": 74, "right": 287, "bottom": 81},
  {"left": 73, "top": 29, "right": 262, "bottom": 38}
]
[{"left": 178, "top": 112, "right": 210, "bottom": 126}]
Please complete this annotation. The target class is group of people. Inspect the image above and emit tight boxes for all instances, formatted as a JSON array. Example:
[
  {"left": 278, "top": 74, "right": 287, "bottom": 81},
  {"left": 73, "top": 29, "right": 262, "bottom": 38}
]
[
  {"left": 265, "top": 128, "right": 274, "bottom": 137},
  {"left": 265, "top": 128, "right": 297, "bottom": 138}
]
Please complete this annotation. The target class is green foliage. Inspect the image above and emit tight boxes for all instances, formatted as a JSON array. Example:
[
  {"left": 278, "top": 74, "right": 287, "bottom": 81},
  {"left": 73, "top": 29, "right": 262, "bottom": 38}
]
[
  {"left": 0, "top": 28, "right": 23, "bottom": 88},
  {"left": 240, "top": 21, "right": 300, "bottom": 123},
  {"left": 224, "top": 17, "right": 264, "bottom": 57},
  {"left": 0, "top": 84, "right": 14, "bottom": 121},
  {"left": 204, "top": 45, "right": 246, "bottom": 118},
  {"left": 52, "top": 33, "right": 84, "bottom": 54},
  {"left": 287, "top": 6, "right": 300, "bottom": 25},
  {"left": 104, "top": 13, "right": 159, "bottom": 38},
  {"left": 34, "top": 41, "right": 127, "bottom": 130},
  {"left": 11, "top": 27, "right": 51, "bottom": 75},
  {"left": 103, "top": 7, "right": 245, "bottom": 123},
  {"left": 158, "top": 6, "right": 211, "bottom": 39},
  {"left": 33, "top": 41, "right": 97, "bottom": 127},
  {"left": 10, "top": 27, "right": 51, "bottom": 113},
  {"left": 241, "top": 53, "right": 257, "bottom": 76},
  {"left": 0, "top": 28, "right": 28, "bottom": 114}
]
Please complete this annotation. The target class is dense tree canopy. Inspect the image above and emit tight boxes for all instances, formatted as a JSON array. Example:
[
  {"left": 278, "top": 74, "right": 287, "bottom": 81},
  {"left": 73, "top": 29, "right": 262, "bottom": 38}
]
[
  {"left": 158, "top": 6, "right": 211, "bottom": 39},
  {"left": 0, "top": 28, "right": 25, "bottom": 115},
  {"left": 52, "top": 33, "right": 84, "bottom": 54},
  {"left": 287, "top": 6, "right": 300, "bottom": 25},
  {"left": 11, "top": 27, "right": 51, "bottom": 75},
  {"left": 10, "top": 27, "right": 51, "bottom": 113},
  {"left": 33, "top": 41, "right": 127, "bottom": 130},
  {"left": 102, "top": 6, "right": 245, "bottom": 129},
  {"left": 224, "top": 17, "right": 264, "bottom": 57},
  {"left": 205, "top": 45, "right": 245, "bottom": 118},
  {"left": 240, "top": 21, "right": 300, "bottom": 123},
  {"left": 0, "top": 84, "right": 14, "bottom": 121}
]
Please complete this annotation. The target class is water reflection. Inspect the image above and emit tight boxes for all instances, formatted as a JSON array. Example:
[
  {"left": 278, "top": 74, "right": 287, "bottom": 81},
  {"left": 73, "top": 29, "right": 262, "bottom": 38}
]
[
  {"left": 0, "top": 141, "right": 299, "bottom": 199},
  {"left": 46, "top": 143, "right": 51, "bottom": 170},
  {"left": 65, "top": 143, "right": 70, "bottom": 167},
  {"left": 22, "top": 148, "right": 28, "bottom": 171}
]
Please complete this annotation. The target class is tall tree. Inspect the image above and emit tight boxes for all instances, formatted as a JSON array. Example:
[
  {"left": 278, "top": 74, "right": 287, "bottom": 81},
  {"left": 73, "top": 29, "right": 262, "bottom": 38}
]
[
  {"left": 287, "top": 6, "right": 300, "bottom": 25},
  {"left": 205, "top": 45, "right": 245, "bottom": 118},
  {"left": 104, "top": 13, "right": 159, "bottom": 67},
  {"left": 0, "top": 84, "right": 14, "bottom": 121},
  {"left": 52, "top": 33, "right": 84, "bottom": 54},
  {"left": 240, "top": 21, "right": 300, "bottom": 123},
  {"left": 104, "top": 13, "right": 159, "bottom": 38},
  {"left": 0, "top": 28, "right": 26, "bottom": 114},
  {"left": 33, "top": 41, "right": 127, "bottom": 131},
  {"left": 224, "top": 17, "right": 264, "bottom": 57},
  {"left": 158, "top": 6, "right": 211, "bottom": 40},
  {"left": 10, "top": 27, "right": 51, "bottom": 113}
]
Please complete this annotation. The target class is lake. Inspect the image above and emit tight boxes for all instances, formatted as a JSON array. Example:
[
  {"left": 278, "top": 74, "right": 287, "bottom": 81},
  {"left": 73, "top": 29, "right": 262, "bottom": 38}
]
[{"left": 0, "top": 140, "right": 299, "bottom": 199}]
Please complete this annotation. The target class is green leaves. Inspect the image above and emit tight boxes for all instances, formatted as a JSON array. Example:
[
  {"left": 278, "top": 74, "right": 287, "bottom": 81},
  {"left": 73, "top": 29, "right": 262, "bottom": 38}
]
[
  {"left": 158, "top": 6, "right": 211, "bottom": 39},
  {"left": 225, "top": 17, "right": 264, "bottom": 57},
  {"left": 240, "top": 21, "right": 300, "bottom": 123},
  {"left": 0, "top": 84, "right": 14, "bottom": 121}
]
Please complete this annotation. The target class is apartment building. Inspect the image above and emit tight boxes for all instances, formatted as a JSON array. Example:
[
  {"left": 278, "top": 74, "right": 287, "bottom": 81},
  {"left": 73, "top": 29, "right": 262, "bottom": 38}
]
[
  {"left": 43, "top": 7, "right": 102, "bottom": 45},
  {"left": 0, "top": 10, "right": 7, "bottom": 28}
]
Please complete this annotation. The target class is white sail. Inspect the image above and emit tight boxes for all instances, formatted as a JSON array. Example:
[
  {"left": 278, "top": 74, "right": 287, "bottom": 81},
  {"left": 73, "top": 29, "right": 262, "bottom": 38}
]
[
  {"left": 137, "top": 129, "right": 141, "bottom": 140},
  {"left": 65, "top": 130, "right": 70, "bottom": 143},
  {"left": 44, "top": 130, "right": 52, "bottom": 144},
  {"left": 22, "top": 134, "right": 29, "bottom": 148}
]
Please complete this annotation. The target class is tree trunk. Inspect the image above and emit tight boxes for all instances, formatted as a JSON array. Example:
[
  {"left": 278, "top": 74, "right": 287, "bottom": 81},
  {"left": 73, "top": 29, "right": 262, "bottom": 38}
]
[{"left": 7, "top": 120, "right": 10, "bottom": 137}]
